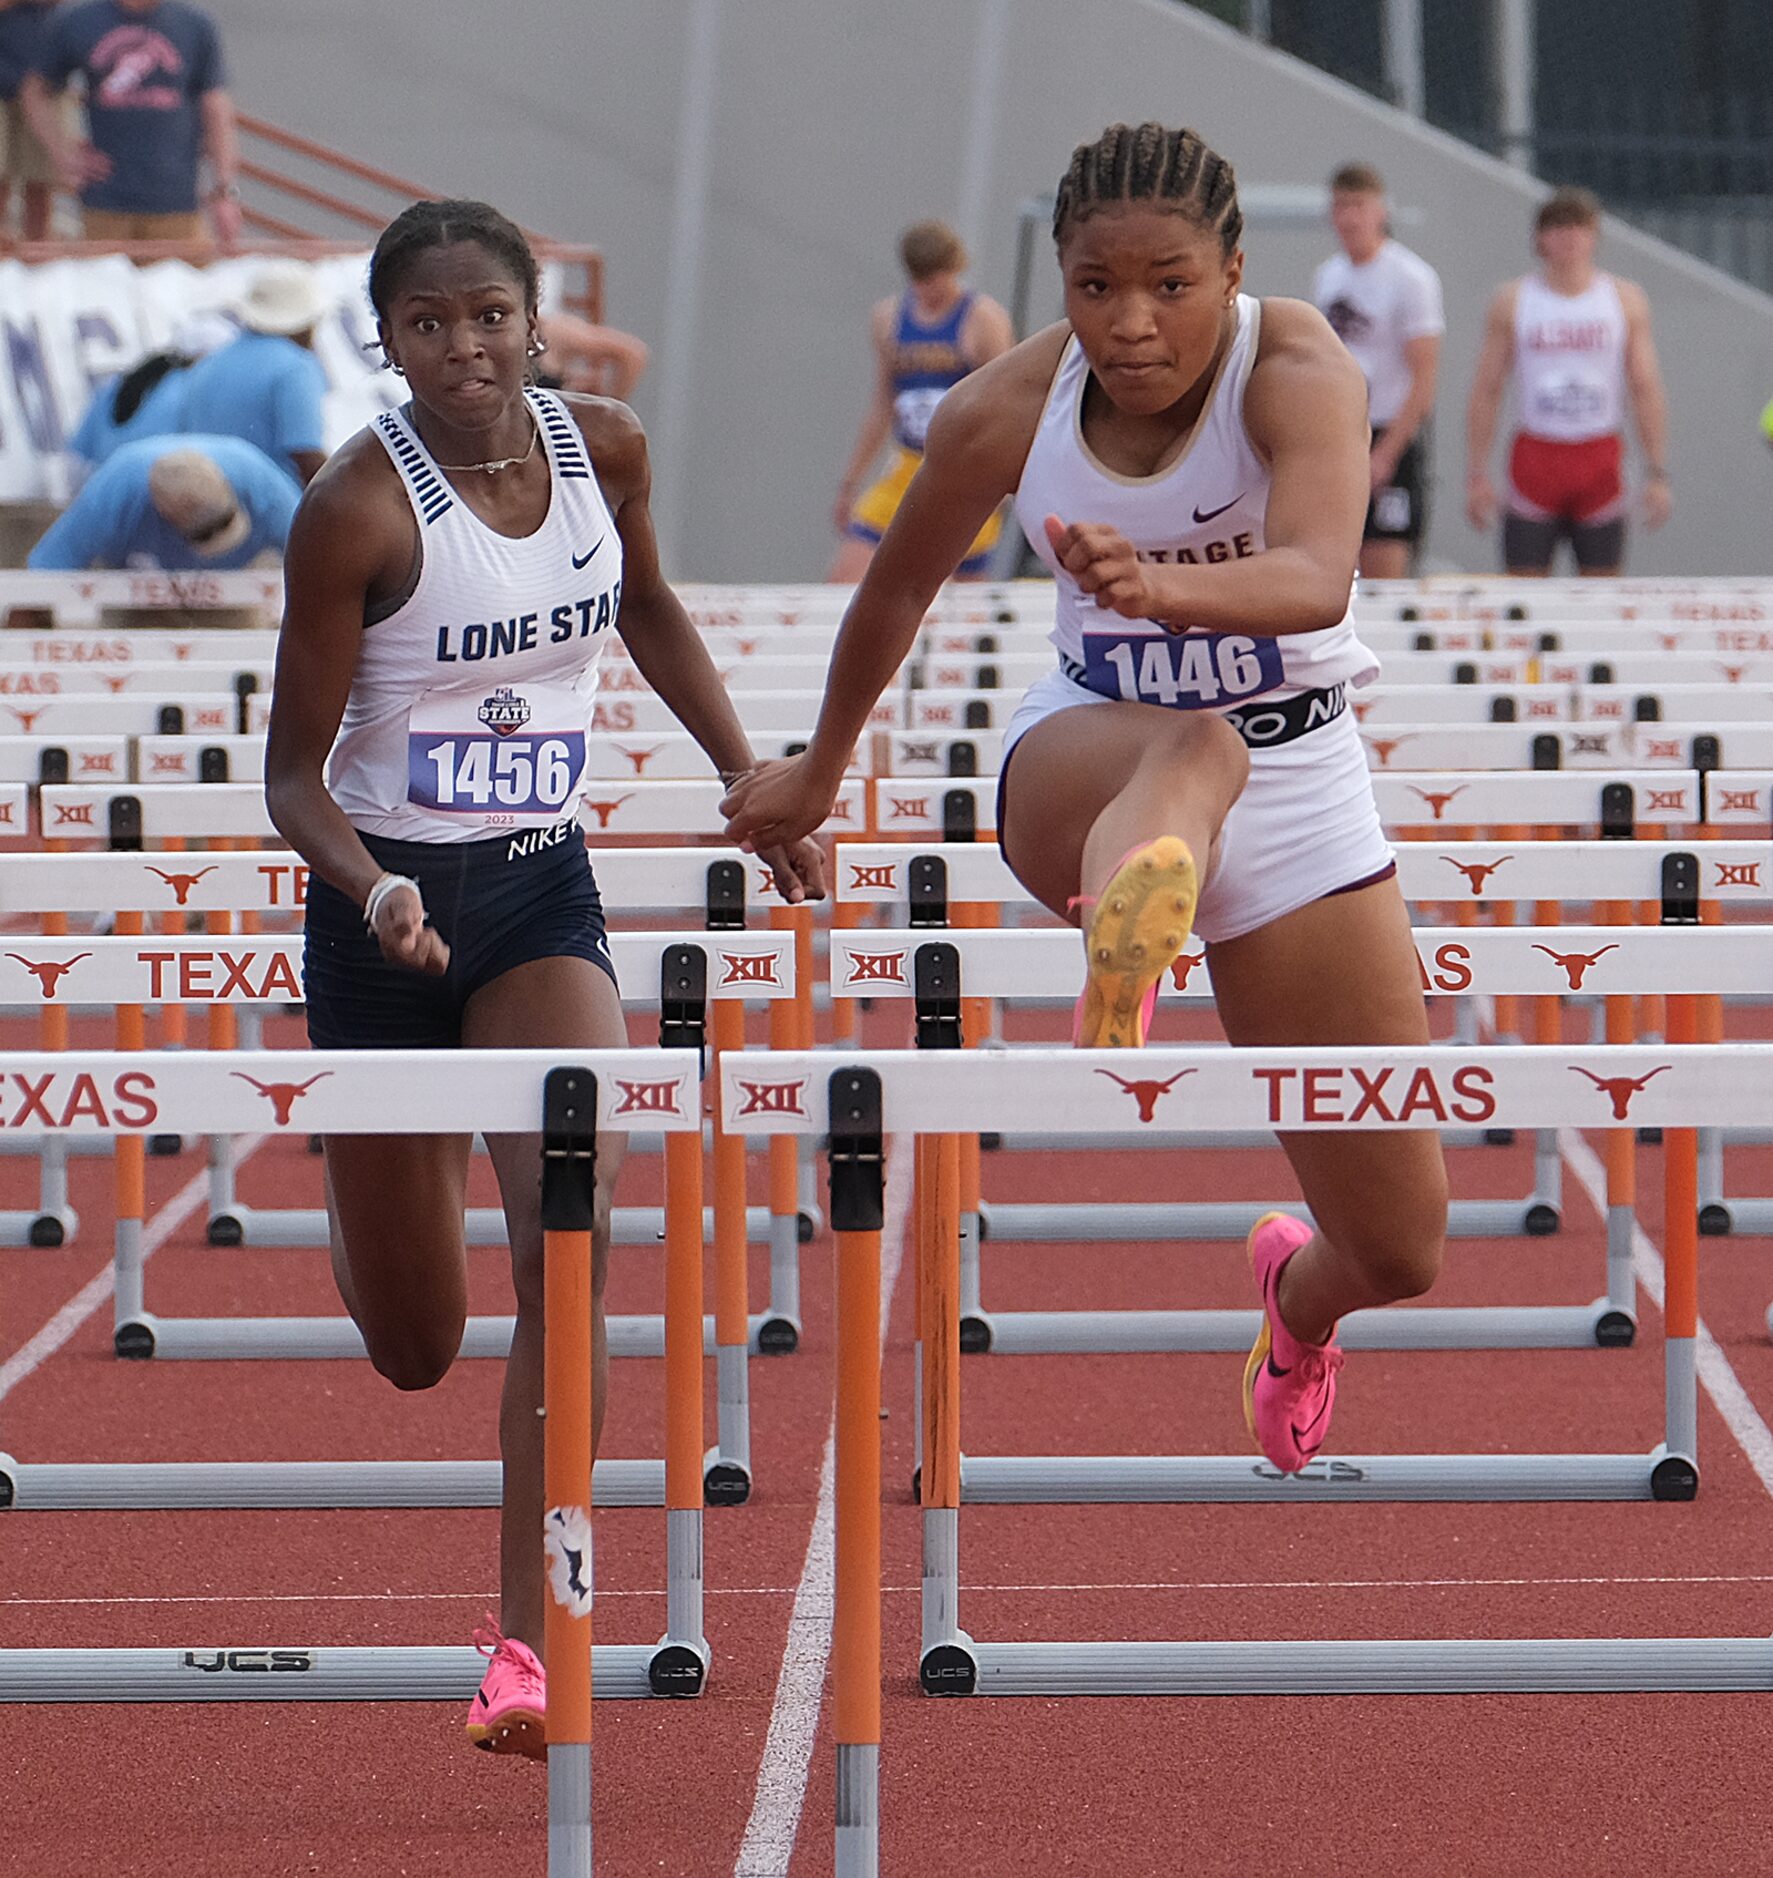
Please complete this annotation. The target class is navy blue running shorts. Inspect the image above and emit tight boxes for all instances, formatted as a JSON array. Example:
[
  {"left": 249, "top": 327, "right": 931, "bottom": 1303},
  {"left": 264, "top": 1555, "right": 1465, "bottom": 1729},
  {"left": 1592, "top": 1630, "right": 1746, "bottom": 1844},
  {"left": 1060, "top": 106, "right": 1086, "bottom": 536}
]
[{"left": 302, "top": 820, "right": 617, "bottom": 1050}]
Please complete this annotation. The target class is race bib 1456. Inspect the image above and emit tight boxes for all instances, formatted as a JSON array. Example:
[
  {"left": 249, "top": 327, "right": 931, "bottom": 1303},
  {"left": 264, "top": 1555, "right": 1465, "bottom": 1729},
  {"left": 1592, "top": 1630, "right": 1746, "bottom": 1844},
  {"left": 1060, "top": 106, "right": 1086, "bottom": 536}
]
[
  {"left": 1081, "top": 630, "right": 1283, "bottom": 708},
  {"left": 407, "top": 683, "right": 587, "bottom": 822}
]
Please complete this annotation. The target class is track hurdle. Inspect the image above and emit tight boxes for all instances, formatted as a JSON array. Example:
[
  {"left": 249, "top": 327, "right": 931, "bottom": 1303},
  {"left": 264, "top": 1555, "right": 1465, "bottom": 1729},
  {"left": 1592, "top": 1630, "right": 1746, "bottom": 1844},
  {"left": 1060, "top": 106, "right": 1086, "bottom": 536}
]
[
  {"left": 730, "top": 1044, "right": 1724, "bottom": 1511},
  {"left": 0, "top": 1049, "right": 710, "bottom": 1732},
  {"left": 0, "top": 932, "right": 765, "bottom": 1506}
]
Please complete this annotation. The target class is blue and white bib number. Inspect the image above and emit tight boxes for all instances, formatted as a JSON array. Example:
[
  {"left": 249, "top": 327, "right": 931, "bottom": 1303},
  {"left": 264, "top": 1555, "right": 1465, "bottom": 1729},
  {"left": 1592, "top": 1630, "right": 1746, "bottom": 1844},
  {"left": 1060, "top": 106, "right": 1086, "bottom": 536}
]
[
  {"left": 1081, "top": 630, "right": 1283, "bottom": 709},
  {"left": 407, "top": 683, "right": 587, "bottom": 825},
  {"left": 893, "top": 386, "right": 946, "bottom": 452}
]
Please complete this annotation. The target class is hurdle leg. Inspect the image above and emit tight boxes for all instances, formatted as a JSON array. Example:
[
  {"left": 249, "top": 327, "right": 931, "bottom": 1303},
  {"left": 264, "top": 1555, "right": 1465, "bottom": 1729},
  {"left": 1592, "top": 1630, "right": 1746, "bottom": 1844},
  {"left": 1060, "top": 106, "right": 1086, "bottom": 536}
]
[
  {"left": 204, "top": 896, "right": 243, "bottom": 1241},
  {"left": 957, "top": 1131, "right": 986, "bottom": 1348},
  {"left": 1527, "top": 885, "right": 1564, "bottom": 1232},
  {"left": 32, "top": 903, "right": 76, "bottom": 1245},
  {"left": 829, "top": 1068, "right": 884, "bottom": 1878},
  {"left": 540, "top": 1071, "right": 597, "bottom": 1874},
  {"left": 708, "top": 1000, "right": 751, "bottom": 1499},
  {"left": 764, "top": 908, "right": 806, "bottom": 1344},
  {"left": 1659, "top": 997, "right": 1701, "bottom": 1500},
  {"left": 1601, "top": 900, "right": 1638, "bottom": 1330},
  {"left": 920, "top": 1135, "right": 970, "bottom": 1681},
  {"left": 659, "top": 1129, "right": 711, "bottom": 1686}
]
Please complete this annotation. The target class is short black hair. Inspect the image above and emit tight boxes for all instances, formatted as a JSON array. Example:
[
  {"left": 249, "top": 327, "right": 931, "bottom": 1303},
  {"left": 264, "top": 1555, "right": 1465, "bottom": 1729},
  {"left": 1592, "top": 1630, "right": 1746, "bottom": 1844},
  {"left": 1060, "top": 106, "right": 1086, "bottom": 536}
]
[
  {"left": 368, "top": 199, "right": 540, "bottom": 319},
  {"left": 1053, "top": 122, "right": 1242, "bottom": 259}
]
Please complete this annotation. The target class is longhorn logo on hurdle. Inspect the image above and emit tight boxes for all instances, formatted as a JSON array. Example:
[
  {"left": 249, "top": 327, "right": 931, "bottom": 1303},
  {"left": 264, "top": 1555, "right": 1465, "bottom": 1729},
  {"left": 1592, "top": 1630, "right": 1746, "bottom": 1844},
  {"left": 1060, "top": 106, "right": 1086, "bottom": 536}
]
[
  {"left": 7, "top": 953, "right": 91, "bottom": 998},
  {"left": 232, "top": 1071, "right": 332, "bottom": 1125},
  {"left": 719, "top": 953, "right": 781, "bottom": 987},
  {"left": 1363, "top": 736, "right": 1412, "bottom": 767},
  {"left": 145, "top": 865, "right": 218, "bottom": 906},
  {"left": 1095, "top": 1067, "right": 1198, "bottom": 1123},
  {"left": 101, "top": 675, "right": 130, "bottom": 694},
  {"left": 6, "top": 706, "right": 44, "bottom": 733},
  {"left": 1569, "top": 1063, "right": 1673, "bottom": 1120},
  {"left": 611, "top": 1078, "right": 685, "bottom": 1118},
  {"left": 617, "top": 744, "right": 666, "bottom": 774},
  {"left": 1532, "top": 943, "right": 1620, "bottom": 990},
  {"left": 1717, "top": 664, "right": 1748, "bottom": 684},
  {"left": 1441, "top": 855, "right": 1513, "bottom": 895},
  {"left": 1169, "top": 954, "right": 1205, "bottom": 991},
  {"left": 1408, "top": 785, "right": 1470, "bottom": 821},
  {"left": 581, "top": 796, "right": 636, "bottom": 829},
  {"left": 734, "top": 1078, "right": 808, "bottom": 1117},
  {"left": 846, "top": 951, "right": 908, "bottom": 985}
]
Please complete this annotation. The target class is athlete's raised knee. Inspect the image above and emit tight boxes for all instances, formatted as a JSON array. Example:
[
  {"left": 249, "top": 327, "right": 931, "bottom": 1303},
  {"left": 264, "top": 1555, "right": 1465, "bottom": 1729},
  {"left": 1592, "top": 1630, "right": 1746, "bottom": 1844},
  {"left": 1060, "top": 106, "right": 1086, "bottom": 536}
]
[
  {"left": 1331, "top": 1211, "right": 1445, "bottom": 1303},
  {"left": 365, "top": 1323, "right": 463, "bottom": 1391},
  {"left": 1139, "top": 709, "right": 1249, "bottom": 792}
]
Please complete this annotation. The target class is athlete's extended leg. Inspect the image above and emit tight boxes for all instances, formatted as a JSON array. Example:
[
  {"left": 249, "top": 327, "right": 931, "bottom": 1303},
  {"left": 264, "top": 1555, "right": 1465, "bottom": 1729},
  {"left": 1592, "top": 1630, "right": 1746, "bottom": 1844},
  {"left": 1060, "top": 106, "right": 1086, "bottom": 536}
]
[
  {"left": 1002, "top": 701, "right": 1247, "bottom": 919},
  {"left": 463, "top": 954, "right": 629, "bottom": 1656},
  {"left": 1002, "top": 701, "right": 1247, "bottom": 1044},
  {"left": 1208, "top": 875, "right": 1448, "bottom": 1467}
]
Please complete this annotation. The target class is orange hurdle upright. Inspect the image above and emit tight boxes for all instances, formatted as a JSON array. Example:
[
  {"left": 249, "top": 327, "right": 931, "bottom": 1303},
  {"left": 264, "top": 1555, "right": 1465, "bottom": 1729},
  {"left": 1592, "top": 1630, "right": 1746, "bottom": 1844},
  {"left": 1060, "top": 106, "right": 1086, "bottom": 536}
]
[
  {"left": 540, "top": 1066, "right": 598, "bottom": 1874},
  {"left": 828, "top": 1067, "right": 884, "bottom": 1878}
]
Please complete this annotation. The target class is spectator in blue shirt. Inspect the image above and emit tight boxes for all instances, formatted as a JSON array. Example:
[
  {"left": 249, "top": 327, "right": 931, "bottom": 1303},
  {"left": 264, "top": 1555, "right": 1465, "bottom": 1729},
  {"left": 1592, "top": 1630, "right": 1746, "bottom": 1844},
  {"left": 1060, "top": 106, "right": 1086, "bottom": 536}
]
[
  {"left": 66, "top": 344, "right": 191, "bottom": 465},
  {"left": 28, "top": 433, "right": 296, "bottom": 569},
  {"left": 19, "top": 0, "right": 240, "bottom": 247},
  {"left": 173, "top": 259, "right": 330, "bottom": 484},
  {"left": 0, "top": 0, "right": 62, "bottom": 240}
]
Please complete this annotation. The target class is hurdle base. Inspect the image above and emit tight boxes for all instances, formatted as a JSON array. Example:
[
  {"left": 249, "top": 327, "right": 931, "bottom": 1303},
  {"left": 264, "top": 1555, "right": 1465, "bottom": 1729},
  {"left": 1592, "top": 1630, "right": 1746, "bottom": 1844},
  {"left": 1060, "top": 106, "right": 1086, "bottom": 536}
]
[
  {"left": 921, "top": 1635, "right": 980, "bottom": 1697},
  {"left": 27, "top": 1209, "right": 76, "bottom": 1247},
  {"left": 0, "top": 1644, "right": 661, "bottom": 1702},
  {"left": 974, "top": 1300, "right": 1624, "bottom": 1357},
  {"left": 208, "top": 1201, "right": 773, "bottom": 1248},
  {"left": 647, "top": 1633, "right": 711, "bottom": 1697},
  {"left": 702, "top": 1445, "right": 752, "bottom": 1507},
  {"left": 955, "top": 1637, "right": 1773, "bottom": 1698},
  {"left": 117, "top": 1309, "right": 779, "bottom": 1361},
  {"left": 0, "top": 1453, "right": 666, "bottom": 1510},
  {"left": 958, "top": 1448, "right": 1675, "bottom": 1504},
  {"left": 755, "top": 1314, "right": 801, "bottom": 1355},
  {"left": 978, "top": 1196, "right": 1551, "bottom": 1243},
  {"left": 1699, "top": 1205, "right": 1732, "bottom": 1237}
]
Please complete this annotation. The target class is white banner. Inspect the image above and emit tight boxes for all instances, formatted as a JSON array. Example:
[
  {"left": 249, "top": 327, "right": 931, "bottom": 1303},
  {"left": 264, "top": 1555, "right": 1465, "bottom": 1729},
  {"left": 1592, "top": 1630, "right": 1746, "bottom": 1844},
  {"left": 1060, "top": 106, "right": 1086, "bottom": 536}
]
[{"left": 0, "top": 251, "right": 566, "bottom": 505}]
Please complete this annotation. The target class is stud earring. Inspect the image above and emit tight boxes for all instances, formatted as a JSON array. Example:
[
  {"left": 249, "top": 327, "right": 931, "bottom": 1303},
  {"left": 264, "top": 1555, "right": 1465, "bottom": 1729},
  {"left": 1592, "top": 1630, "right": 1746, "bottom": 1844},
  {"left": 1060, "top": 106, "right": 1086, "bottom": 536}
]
[{"left": 527, "top": 337, "right": 548, "bottom": 358}]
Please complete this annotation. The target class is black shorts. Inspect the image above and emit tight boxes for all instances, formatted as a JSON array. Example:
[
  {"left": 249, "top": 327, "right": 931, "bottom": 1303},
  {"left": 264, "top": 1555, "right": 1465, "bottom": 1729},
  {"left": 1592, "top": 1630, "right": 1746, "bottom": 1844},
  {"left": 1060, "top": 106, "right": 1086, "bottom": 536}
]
[
  {"left": 303, "top": 820, "right": 616, "bottom": 1050},
  {"left": 1365, "top": 433, "right": 1426, "bottom": 544},
  {"left": 1501, "top": 510, "right": 1627, "bottom": 575}
]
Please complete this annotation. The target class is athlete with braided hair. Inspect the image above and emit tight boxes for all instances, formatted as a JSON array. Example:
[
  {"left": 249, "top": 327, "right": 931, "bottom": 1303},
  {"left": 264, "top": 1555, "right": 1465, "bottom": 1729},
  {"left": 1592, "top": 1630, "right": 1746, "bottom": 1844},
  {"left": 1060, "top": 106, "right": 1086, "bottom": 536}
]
[{"left": 726, "top": 122, "right": 1448, "bottom": 1477}]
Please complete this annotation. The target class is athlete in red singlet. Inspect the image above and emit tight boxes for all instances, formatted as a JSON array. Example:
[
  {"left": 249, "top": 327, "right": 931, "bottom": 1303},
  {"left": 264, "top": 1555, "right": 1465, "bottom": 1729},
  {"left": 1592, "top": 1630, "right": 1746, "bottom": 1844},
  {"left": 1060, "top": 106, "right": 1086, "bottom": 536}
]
[{"left": 1465, "top": 187, "right": 1671, "bottom": 576}]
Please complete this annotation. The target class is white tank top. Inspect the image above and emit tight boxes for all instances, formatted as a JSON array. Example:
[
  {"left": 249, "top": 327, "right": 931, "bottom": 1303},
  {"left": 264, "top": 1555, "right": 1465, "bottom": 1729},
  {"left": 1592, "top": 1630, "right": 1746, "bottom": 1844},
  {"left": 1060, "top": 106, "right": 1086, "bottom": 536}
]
[
  {"left": 1513, "top": 273, "right": 1626, "bottom": 443},
  {"left": 1013, "top": 297, "right": 1378, "bottom": 713},
  {"left": 326, "top": 388, "right": 621, "bottom": 843}
]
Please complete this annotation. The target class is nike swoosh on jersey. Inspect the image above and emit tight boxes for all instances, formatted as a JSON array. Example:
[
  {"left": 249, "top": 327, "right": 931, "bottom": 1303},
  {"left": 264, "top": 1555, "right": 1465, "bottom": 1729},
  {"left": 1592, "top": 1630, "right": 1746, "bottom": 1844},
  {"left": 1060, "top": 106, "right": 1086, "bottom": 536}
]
[
  {"left": 1192, "top": 495, "right": 1244, "bottom": 525},
  {"left": 571, "top": 536, "right": 606, "bottom": 570}
]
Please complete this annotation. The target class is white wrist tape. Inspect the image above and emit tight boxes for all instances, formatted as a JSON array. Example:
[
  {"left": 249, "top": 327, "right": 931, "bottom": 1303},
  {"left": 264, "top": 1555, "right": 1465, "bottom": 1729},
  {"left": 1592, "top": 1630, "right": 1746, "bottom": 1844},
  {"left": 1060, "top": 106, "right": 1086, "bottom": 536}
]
[{"left": 363, "top": 871, "right": 421, "bottom": 932}]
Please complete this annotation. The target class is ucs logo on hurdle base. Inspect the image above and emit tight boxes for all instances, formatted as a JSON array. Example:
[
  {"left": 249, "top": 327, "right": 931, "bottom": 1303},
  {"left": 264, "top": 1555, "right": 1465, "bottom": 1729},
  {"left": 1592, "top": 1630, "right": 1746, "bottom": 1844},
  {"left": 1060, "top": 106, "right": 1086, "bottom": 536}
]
[{"left": 183, "top": 1649, "right": 314, "bottom": 1674}]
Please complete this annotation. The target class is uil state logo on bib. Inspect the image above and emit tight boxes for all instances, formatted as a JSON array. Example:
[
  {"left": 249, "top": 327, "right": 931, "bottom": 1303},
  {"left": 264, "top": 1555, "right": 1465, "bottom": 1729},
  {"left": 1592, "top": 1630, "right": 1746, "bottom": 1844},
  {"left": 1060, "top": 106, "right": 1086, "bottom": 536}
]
[{"left": 407, "top": 680, "right": 589, "bottom": 826}]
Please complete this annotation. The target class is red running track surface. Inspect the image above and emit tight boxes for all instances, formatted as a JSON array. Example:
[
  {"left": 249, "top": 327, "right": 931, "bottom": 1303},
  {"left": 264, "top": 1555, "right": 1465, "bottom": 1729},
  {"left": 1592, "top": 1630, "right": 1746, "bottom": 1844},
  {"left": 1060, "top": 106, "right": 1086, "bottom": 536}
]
[{"left": 4, "top": 1000, "right": 1773, "bottom": 1875}]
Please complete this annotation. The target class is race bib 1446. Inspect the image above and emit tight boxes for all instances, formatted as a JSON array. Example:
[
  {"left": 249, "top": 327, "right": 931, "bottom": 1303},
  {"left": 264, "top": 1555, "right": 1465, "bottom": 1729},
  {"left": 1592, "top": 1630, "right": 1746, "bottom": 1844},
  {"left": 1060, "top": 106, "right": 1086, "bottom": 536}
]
[
  {"left": 407, "top": 682, "right": 587, "bottom": 822},
  {"left": 1081, "top": 630, "right": 1283, "bottom": 708}
]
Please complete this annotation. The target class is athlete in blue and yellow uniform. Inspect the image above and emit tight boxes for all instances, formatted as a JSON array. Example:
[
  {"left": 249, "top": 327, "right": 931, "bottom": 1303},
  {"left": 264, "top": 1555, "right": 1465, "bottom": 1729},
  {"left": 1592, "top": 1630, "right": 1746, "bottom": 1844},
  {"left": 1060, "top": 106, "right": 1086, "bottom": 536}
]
[{"left": 830, "top": 219, "right": 1013, "bottom": 581}]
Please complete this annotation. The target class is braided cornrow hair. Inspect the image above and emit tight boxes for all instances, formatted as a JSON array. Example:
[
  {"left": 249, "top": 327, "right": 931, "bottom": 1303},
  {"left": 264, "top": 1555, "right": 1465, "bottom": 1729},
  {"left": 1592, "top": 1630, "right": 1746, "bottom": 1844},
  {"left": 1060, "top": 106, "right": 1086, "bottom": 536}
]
[
  {"left": 368, "top": 199, "right": 541, "bottom": 318},
  {"left": 1052, "top": 123, "right": 1243, "bottom": 259}
]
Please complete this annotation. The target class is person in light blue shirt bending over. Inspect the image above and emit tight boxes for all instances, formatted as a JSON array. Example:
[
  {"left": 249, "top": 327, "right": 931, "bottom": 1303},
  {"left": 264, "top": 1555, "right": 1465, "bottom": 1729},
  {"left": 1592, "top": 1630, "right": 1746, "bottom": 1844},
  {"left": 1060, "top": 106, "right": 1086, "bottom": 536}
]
[
  {"left": 173, "top": 260, "right": 330, "bottom": 485},
  {"left": 29, "top": 433, "right": 297, "bottom": 570}
]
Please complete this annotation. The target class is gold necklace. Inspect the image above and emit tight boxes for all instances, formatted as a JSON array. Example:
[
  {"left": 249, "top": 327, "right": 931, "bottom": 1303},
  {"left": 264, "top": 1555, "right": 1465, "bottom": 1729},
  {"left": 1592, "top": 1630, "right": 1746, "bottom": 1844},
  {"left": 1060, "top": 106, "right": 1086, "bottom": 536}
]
[{"left": 434, "top": 416, "right": 539, "bottom": 475}]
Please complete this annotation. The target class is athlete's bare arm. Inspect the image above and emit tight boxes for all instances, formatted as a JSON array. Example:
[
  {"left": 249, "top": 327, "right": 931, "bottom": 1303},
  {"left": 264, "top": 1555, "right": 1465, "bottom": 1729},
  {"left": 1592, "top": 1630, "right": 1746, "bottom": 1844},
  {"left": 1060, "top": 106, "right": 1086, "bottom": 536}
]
[
  {"left": 265, "top": 437, "right": 449, "bottom": 974},
  {"left": 1465, "top": 281, "right": 1518, "bottom": 529},
  {"left": 1618, "top": 278, "right": 1672, "bottom": 529},
  {"left": 962, "top": 293, "right": 1017, "bottom": 371},
  {"left": 570, "top": 397, "right": 823, "bottom": 901},
  {"left": 833, "top": 297, "right": 901, "bottom": 533},
  {"left": 724, "top": 326, "right": 1065, "bottom": 850},
  {"left": 1048, "top": 300, "right": 1366, "bottom": 636}
]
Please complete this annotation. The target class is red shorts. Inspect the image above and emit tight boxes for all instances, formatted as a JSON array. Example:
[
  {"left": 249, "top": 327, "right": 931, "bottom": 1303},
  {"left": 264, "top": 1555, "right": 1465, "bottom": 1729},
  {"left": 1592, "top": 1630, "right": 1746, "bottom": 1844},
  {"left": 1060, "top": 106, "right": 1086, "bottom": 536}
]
[{"left": 1507, "top": 431, "right": 1625, "bottom": 524}]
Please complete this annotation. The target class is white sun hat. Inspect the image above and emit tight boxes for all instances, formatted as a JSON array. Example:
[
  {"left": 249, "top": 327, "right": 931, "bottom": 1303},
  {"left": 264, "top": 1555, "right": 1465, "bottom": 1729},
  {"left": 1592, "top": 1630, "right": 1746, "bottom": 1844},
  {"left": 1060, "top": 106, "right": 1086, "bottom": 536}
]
[{"left": 236, "top": 260, "right": 330, "bottom": 337}]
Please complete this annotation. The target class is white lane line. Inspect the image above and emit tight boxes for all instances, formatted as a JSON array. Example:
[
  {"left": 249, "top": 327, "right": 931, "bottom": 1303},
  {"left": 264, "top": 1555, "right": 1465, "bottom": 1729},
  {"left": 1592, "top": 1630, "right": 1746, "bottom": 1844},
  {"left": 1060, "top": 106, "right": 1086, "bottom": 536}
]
[
  {"left": 0, "top": 1138, "right": 264, "bottom": 1403},
  {"left": 733, "top": 1133, "right": 914, "bottom": 1878},
  {"left": 13, "top": 1571, "right": 1773, "bottom": 1612},
  {"left": 1559, "top": 1126, "right": 1773, "bottom": 1500}
]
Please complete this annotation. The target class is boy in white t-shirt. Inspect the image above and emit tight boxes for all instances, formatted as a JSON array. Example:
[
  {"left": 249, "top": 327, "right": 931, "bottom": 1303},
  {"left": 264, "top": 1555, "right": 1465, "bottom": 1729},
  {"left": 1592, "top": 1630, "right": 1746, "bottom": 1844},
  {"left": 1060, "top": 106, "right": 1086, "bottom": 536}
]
[{"left": 1312, "top": 162, "right": 1444, "bottom": 580}]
